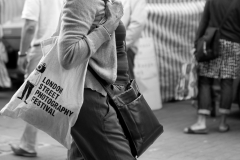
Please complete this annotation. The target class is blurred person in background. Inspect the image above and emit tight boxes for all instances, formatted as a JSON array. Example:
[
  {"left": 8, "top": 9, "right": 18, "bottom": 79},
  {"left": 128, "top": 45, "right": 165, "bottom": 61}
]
[
  {"left": 120, "top": 0, "right": 147, "bottom": 79},
  {"left": 184, "top": 0, "right": 240, "bottom": 134},
  {"left": 10, "top": 0, "right": 63, "bottom": 157},
  {"left": 0, "top": 26, "right": 12, "bottom": 89}
]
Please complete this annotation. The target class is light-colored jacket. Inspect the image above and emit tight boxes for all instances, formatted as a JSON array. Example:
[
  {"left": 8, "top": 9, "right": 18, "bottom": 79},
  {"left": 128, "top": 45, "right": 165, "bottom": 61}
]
[
  {"left": 121, "top": 0, "right": 147, "bottom": 54},
  {"left": 58, "top": 0, "right": 117, "bottom": 96}
]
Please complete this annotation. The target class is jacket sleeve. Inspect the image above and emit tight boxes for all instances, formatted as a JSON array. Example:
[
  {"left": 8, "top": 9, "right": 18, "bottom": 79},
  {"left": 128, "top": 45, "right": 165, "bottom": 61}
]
[
  {"left": 58, "top": 0, "right": 110, "bottom": 69},
  {"left": 194, "top": 0, "right": 210, "bottom": 47},
  {"left": 125, "top": 0, "right": 147, "bottom": 49}
]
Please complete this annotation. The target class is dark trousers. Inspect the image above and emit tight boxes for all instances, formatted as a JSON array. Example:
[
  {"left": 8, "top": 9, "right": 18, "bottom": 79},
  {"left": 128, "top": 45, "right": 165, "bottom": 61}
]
[
  {"left": 198, "top": 76, "right": 233, "bottom": 115},
  {"left": 18, "top": 81, "right": 34, "bottom": 101},
  {"left": 126, "top": 49, "right": 135, "bottom": 79},
  {"left": 69, "top": 88, "right": 135, "bottom": 160}
]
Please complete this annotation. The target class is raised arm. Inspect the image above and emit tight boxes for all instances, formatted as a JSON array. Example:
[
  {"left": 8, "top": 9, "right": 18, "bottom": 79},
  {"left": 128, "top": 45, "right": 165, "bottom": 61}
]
[
  {"left": 58, "top": 0, "right": 123, "bottom": 70},
  {"left": 58, "top": 0, "right": 109, "bottom": 69}
]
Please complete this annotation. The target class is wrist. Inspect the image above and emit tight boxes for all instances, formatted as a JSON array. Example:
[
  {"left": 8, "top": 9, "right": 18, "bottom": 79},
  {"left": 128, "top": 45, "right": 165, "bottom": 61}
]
[{"left": 18, "top": 51, "right": 27, "bottom": 57}]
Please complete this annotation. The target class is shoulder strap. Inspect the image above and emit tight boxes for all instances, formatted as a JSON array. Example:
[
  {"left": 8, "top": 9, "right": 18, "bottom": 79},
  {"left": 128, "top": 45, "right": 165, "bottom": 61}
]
[{"left": 220, "top": 0, "right": 237, "bottom": 29}]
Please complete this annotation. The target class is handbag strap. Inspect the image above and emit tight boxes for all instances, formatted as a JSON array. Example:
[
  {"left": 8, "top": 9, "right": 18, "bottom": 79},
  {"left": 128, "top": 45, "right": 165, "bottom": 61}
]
[{"left": 219, "top": 0, "right": 237, "bottom": 29}]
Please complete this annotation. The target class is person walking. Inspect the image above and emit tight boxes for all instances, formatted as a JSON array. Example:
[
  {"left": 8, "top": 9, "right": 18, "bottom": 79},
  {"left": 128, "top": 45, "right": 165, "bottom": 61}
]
[
  {"left": 67, "top": 1, "right": 147, "bottom": 159},
  {"left": 10, "top": 0, "right": 63, "bottom": 157},
  {"left": 58, "top": 0, "right": 137, "bottom": 159},
  {"left": 184, "top": 0, "right": 240, "bottom": 134},
  {"left": 120, "top": 0, "right": 147, "bottom": 79}
]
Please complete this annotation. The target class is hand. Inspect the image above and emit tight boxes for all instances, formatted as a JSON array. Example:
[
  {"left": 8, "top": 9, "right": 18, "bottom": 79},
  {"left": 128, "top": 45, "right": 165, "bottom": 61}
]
[
  {"left": 17, "top": 56, "right": 28, "bottom": 74},
  {"left": 103, "top": 0, "right": 124, "bottom": 34},
  {"left": 190, "top": 48, "right": 198, "bottom": 63}
]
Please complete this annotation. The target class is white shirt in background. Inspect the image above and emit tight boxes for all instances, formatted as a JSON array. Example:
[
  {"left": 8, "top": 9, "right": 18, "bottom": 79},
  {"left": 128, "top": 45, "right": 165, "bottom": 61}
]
[
  {"left": 21, "top": 0, "right": 63, "bottom": 46},
  {"left": 120, "top": 0, "right": 147, "bottom": 54}
]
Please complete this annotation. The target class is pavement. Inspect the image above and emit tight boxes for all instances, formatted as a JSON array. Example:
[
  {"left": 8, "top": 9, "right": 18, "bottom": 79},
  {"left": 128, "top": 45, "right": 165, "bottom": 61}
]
[{"left": 0, "top": 90, "right": 240, "bottom": 160}]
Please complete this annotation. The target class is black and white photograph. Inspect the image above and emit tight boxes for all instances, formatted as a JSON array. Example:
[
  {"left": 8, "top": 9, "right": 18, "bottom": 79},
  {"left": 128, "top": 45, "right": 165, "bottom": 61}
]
[{"left": 0, "top": 0, "right": 239, "bottom": 160}]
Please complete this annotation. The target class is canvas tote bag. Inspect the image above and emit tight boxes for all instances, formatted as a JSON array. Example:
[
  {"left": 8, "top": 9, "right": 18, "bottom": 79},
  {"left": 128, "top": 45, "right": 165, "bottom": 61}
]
[
  {"left": 0, "top": 36, "right": 89, "bottom": 149},
  {"left": 175, "top": 57, "right": 198, "bottom": 100}
]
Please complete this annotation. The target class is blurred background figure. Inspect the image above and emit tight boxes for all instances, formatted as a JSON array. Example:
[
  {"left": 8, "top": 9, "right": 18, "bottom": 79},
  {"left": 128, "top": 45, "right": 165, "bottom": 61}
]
[
  {"left": 9, "top": 0, "right": 63, "bottom": 157},
  {"left": 120, "top": 0, "right": 147, "bottom": 79},
  {"left": 184, "top": 0, "right": 240, "bottom": 134},
  {"left": 0, "top": 26, "right": 12, "bottom": 89}
]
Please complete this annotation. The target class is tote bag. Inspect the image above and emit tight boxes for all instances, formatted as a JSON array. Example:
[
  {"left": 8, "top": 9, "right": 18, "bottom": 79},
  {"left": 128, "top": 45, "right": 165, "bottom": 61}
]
[
  {"left": 0, "top": 36, "right": 89, "bottom": 149},
  {"left": 175, "top": 59, "right": 198, "bottom": 100}
]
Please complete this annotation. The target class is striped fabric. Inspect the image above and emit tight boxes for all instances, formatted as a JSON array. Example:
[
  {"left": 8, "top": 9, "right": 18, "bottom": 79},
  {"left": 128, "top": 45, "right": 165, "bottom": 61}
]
[{"left": 141, "top": 1, "right": 205, "bottom": 102}]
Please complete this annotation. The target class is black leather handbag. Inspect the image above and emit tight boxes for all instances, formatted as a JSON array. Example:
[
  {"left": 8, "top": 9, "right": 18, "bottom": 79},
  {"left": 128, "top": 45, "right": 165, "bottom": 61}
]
[
  {"left": 195, "top": 0, "right": 236, "bottom": 62},
  {"left": 89, "top": 67, "right": 164, "bottom": 158},
  {"left": 195, "top": 27, "right": 220, "bottom": 62}
]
